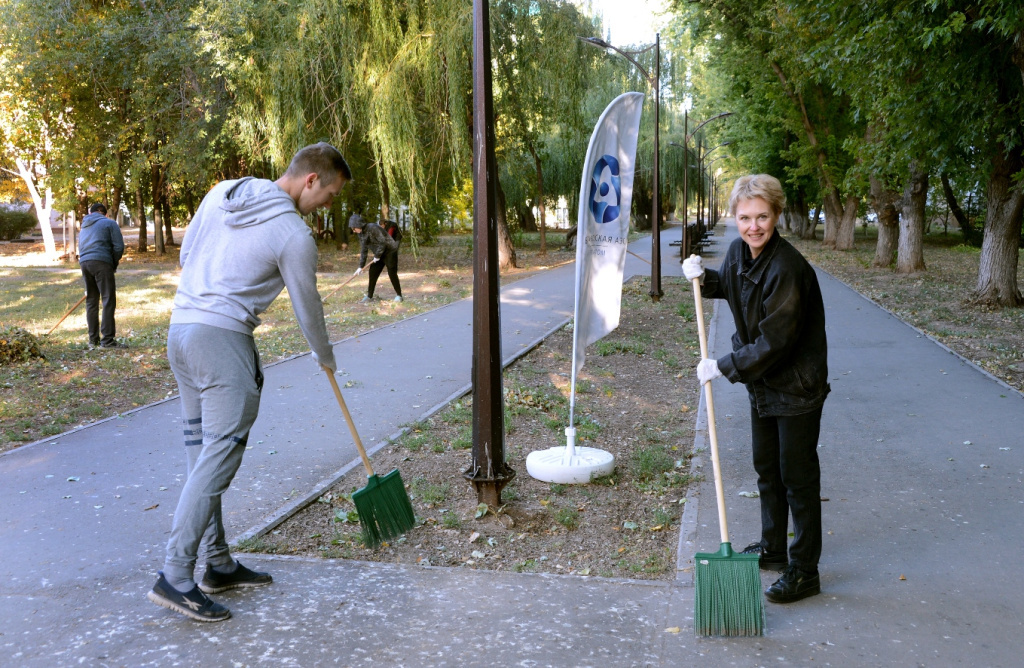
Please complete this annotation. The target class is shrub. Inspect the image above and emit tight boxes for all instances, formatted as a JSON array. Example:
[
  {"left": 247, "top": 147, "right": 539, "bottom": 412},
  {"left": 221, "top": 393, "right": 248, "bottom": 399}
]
[
  {"left": 0, "top": 326, "right": 45, "bottom": 365},
  {"left": 0, "top": 210, "right": 36, "bottom": 241}
]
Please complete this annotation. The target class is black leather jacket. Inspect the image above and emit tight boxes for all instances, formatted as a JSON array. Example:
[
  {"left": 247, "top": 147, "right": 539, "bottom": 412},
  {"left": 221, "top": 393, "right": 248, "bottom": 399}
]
[{"left": 702, "top": 229, "right": 830, "bottom": 417}]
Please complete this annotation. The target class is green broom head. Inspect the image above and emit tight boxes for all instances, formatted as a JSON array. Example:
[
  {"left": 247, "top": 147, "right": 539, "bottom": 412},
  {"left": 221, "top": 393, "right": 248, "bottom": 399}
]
[
  {"left": 352, "top": 469, "right": 416, "bottom": 548},
  {"left": 694, "top": 542, "right": 764, "bottom": 637}
]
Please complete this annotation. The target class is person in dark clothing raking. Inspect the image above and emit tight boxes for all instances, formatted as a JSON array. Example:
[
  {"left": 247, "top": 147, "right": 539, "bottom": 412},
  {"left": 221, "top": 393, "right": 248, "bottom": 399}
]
[
  {"left": 349, "top": 214, "right": 402, "bottom": 302},
  {"left": 683, "top": 173, "right": 830, "bottom": 605},
  {"left": 78, "top": 203, "right": 126, "bottom": 348}
]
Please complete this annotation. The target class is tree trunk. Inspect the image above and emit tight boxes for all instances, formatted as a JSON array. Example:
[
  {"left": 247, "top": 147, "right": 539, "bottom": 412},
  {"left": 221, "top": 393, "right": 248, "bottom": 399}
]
[
  {"left": 834, "top": 194, "right": 859, "bottom": 250},
  {"left": 111, "top": 185, "right": 123, "bottom": 225},
  {"left": 870, "top": 175, "right": 900, "bottom": 267},
  {"left": 110, "top": 150, "right": 124, "bottom": 223},
  {"left": 803, "top": 206, "right": 819, "bottom": 240},
  {"left": 14, "top": 158, "right": 57, "bottom": 256},
  {"left": 134, "top": 188, "right": 148, "bottom": 253},
  {"left": 532, "top": 149, "right": 547, "bottom": 255},
  {"left": 517, "top": 204, "right": 537, "bottom": 232},
  {"left": 821, "top": 187, "right": 844, "bottom": 247},
  {"left": 151, "top": 166, "right": 165, "bottom": 254},
  {"left": 380, "top": 172, "right": 391, "bottom": 221},
  {"left": 973, "top": 145, "right": 1024, "bottom": 305},
  {"left": 896, "top": 165, "right": 927, "bottom": 274},
  {"left": 332, "top": 198, "right": 346, "bottom": 250},
  {"left": 162, "top": 186, "right": 175, "bottom": 246},
  {"left": 940, "top": 172, "right": 980, "bottom": 245},
  {"left": 787, "top": 189, "right": 808, "bottom": 238},
  {"left": 184, "top": 189, "right": 196, "bottom": 221},
  {"left": 495, "top": 176, "right": 517, "bottom": 270}
]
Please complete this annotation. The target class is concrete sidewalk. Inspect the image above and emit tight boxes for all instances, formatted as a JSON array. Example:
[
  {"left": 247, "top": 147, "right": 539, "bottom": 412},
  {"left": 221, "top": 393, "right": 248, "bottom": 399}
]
[{"left": 4, "top": 220, "right": 1024, "bottom": 666}]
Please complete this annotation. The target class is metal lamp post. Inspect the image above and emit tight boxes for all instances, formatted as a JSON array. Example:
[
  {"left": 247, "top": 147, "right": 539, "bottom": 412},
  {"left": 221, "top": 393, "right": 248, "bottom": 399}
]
[
  {"left": 581, "top": 34, "right": 663, "bottom": 301},
  {"left": 700, "top": 142, "right": 730, "bottom": 230},
  {"left": 464, "top": 0, "right": 514, "bottom": 507},
  {"left": 671, "top": 112, "right": 732, "bottom": 258},
  {"left": 706, "top": 156, "right": 727, "bottom": 226}
]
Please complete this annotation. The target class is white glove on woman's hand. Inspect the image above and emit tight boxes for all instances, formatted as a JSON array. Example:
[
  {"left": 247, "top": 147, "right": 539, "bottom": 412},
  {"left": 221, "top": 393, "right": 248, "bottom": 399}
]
[
  {"left": 372, "top": 256, "right": 381, "bottom": 263},
  {"left": 697, "top": 359, "right": 722, "bottom": 385},
  {"left": 682, "top": 255, "right": 705, "bottom": 283},
  {"left": 354, "top": 266, "right": 364, "bottom": 276}
]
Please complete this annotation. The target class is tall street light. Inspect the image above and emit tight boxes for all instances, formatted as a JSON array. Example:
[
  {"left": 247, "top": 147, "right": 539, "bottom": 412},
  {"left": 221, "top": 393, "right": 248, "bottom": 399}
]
[
  {"left": 464, "top": 0, "right": 514, "bottom": 507},
  {"left": 706, "top": 156, "right": 728, "bottom": 226},
  {"left": 674, "top": 111, "right": 732, "bottom": 258},
  {"left": 581, "top": 34, "right": 663, "bottom": 301},
  {"left": 696, "top": 140, "right": 731, "bottom": 242}
]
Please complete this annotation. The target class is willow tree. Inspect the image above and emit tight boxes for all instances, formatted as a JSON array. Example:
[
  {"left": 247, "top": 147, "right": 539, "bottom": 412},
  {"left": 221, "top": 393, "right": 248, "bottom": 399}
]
[{"left": 490, "top": 0, "right": 598, "bottom": 254}]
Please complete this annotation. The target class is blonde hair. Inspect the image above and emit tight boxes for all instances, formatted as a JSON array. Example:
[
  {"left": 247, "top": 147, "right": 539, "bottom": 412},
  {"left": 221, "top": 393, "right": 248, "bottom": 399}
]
[{"left": 728, "top": 174, "right": 786, "bottom": 216}]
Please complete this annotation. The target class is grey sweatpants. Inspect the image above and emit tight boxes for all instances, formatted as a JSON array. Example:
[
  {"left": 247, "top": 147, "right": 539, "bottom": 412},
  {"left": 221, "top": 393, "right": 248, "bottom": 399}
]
[{"left": 163, "top": 323, "right": 263, "bottom": 584}]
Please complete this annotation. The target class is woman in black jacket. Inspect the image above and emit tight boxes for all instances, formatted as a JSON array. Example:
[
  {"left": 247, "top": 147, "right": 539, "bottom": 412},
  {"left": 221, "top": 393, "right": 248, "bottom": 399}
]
[{"left": 683, "top": 173, "right": 829, "bottom": 605}]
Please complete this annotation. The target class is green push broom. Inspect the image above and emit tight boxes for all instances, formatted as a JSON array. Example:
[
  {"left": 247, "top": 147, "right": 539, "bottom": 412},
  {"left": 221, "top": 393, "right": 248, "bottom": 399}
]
[
  {"left": 690, "top": 267, "right": 764, "bottom": 637},
  {"left": 325, "top": 368, "right": 415, "bottom": 548}
]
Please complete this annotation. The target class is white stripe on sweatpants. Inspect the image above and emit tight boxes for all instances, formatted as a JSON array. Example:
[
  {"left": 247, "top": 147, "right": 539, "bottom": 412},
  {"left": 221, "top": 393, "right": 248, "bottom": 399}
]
[{"left": 162, "top": 323, "right": 263, "bottom": 584}]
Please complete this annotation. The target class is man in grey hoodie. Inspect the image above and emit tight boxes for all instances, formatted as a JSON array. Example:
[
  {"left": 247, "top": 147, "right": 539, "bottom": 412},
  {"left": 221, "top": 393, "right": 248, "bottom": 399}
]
[
  {"left": 78, "top": 203, "right": 125, "bottom": 348},
  {"left": 148, "top": 142, "right": 351, "bottom": 622}
]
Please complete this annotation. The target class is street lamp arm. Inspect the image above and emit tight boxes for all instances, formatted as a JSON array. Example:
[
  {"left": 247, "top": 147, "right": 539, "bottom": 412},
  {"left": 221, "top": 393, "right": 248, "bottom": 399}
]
[
  {"left": 579, "top": 36, "right": 653, "bottom": 84},
  {"left": 686, "top": 111, "right": 733, "bottom": 141}
]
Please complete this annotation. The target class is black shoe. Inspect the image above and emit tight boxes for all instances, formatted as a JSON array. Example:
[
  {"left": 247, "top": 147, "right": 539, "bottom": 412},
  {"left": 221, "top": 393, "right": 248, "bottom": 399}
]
[
  {"left": 100, "top": 341, "right": 128, "bottom": 349},
  {"left": 147, "top": 571, "right": 231, "bottom": 622},
  {"left": 765, "top": 565, "right": 821, "bottom": 604},
  {"left": 199, "top": 561, "right": 273, "bottom": 594},
  {"left": 740, "top": 542, "right": 788, "bottom": 571}
]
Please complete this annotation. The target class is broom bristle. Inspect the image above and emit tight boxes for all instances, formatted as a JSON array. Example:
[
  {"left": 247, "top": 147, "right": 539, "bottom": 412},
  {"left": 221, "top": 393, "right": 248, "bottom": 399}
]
[
  {"left": 694, "top": 544, "right": 764, "bottom": 637},
  {"left": 352, "top": 470, "right": 416, "bottom": 548}
]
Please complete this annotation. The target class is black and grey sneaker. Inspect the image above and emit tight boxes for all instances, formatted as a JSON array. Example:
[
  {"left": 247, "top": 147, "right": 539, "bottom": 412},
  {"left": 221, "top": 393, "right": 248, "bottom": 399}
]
[
  {"left": 765, "top": 565, "right": 821, "bottom": 604},
  {"left": 740, "top": 541, "right": 788, "bottom": 571},
  {"left": 199, "top": 561, "right": 273, "bottom": 594},
  {"left": 147, "top": 571, "right": 231, "bottom": 622}
]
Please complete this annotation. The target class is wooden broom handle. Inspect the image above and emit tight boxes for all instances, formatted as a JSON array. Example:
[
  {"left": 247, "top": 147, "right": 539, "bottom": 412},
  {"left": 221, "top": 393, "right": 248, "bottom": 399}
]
[
  {"left": 47, "top": 294, "right": 87, "bottom": 335},
  {"left": 692, "top": 268, "right": 731, "bottom": 545},
  {"left": 321, "top": 259, "right": 375, "bottom": 303},
  {"left": 324, "top": 367, "right": 375, "bottom": 477}
]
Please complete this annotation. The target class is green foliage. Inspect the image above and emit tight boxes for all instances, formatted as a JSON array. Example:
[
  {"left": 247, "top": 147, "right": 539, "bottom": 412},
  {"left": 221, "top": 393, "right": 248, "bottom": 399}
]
[
  {"left": 0, "top": 210, "right": 35, "bottom": 240},
  {"left": 595, "top": 339, "right": 647, "bottom": 356},
  {"left": 554, "top": 507, "right": 579, "bottom": 530},
  {"left": 410, "top": 477, "right": 449, "bottom": 506},
  {"left": 630, "top": 444, "right": 675, "bottom": 482}
]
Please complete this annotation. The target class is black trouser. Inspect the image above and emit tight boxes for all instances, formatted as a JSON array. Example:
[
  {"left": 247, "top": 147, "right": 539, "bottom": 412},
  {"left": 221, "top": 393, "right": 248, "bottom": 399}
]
[
  {"left": 80, "top": 260, "right": 117, "bottom": 346},
  {"left": 367, "top": 250, "right": 401, "bottom": 298},
  {"left": 750, "top": 404, "right": 823, "bottom": 574}
]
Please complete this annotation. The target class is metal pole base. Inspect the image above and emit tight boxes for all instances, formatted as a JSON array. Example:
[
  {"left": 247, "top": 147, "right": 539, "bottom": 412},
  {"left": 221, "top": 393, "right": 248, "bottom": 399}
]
[{"left": 463, "top": 466, "right": 516, "bottom": 507}]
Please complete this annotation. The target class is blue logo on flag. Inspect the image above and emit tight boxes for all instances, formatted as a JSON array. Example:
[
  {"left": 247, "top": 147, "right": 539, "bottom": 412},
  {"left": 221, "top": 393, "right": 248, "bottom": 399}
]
[{"left": 589, "top": 155, "right": 621, "bottom": 224}]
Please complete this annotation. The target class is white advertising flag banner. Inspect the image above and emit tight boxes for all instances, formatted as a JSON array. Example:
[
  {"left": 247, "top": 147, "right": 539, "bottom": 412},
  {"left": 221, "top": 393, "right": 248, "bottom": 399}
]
[{"left": 573, "top": 92, "right": 645, "bottom": 374}]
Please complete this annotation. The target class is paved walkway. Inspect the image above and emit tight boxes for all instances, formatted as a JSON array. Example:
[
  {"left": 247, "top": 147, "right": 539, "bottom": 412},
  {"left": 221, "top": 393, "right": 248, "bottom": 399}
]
[{"left": 2, "top": 222, "right": 1023, "bottom": 666}]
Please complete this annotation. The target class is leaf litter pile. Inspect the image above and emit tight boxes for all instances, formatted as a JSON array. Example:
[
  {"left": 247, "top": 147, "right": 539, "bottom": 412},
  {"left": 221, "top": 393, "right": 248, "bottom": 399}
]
[{"left": 246, "top": 277, "right": 707, "bottom": 580}]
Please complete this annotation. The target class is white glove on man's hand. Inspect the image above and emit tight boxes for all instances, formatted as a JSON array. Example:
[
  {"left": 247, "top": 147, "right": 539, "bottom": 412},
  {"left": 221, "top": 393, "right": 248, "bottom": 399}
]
[
  {"left": 697, "top": 359, "right": 722, "bottom": 385},
  {"left": 372, "top": 256, "right": 381, "bottom": 263},
  {"left": 354, "top": 266, "right": 363, "bottom": 276},
  {"left": 682, "top": 255, "right": 705, "bottom": 283}
]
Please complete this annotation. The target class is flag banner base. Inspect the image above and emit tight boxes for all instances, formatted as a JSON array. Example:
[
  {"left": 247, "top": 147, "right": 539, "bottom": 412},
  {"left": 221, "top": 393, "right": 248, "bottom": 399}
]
[{"left": 525, "top": 427, "right": 615, "bottom": 484}]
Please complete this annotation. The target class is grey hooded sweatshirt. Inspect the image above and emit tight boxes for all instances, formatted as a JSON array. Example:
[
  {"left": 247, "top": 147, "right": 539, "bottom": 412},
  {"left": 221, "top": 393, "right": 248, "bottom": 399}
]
[{"left": 171, "top": 177, "right": 337, "bottom": 372}]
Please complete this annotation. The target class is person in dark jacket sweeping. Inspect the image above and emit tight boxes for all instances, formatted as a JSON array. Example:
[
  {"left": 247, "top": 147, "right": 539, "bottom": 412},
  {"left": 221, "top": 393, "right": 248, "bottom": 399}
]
[
  {"left": 78, "top": 203, "right": 125, "bottom": 348},
  {"left": 683, "top": 173, "right": 829, "bottom": 604},
  {"left": 349, "top": 214, "right": 401, "bottom": 302}
]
